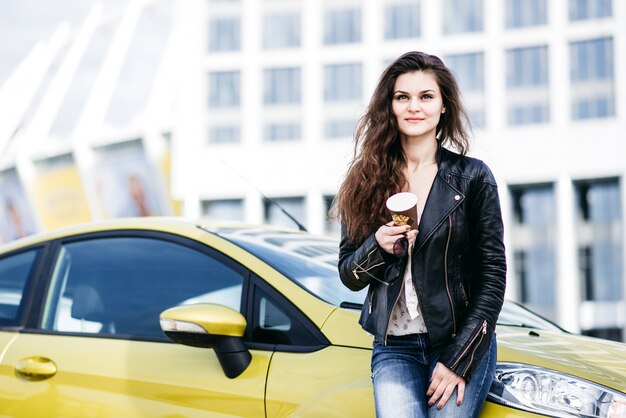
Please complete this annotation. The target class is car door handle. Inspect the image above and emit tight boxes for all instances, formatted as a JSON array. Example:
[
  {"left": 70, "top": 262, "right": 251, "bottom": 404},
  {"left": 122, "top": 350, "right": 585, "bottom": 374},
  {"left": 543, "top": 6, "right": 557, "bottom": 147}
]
[{"left": 15, "top": 357, "right": 57, "bottom": 381}]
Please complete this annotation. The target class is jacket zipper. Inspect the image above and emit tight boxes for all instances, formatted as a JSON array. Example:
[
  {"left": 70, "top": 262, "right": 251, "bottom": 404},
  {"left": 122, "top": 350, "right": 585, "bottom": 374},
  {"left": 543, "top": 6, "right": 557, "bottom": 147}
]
[
  {"left": 450, "top": 320, "right": 487, "bottom": 372},
  {"left": 444, "top": 215, "right": 456, "bottom": 337}
]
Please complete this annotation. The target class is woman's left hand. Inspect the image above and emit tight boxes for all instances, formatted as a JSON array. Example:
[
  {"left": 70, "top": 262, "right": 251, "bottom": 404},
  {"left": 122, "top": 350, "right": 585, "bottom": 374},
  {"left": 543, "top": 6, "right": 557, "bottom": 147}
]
[{"left": 426, "top": 362, "right": 465, "bottom": 409}]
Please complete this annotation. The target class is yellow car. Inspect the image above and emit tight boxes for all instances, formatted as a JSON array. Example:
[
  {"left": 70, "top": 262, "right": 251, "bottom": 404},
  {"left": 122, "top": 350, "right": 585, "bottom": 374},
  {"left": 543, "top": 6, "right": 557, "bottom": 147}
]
[{"left": 0, "top": 218, "right": 625, "bottom": 417}]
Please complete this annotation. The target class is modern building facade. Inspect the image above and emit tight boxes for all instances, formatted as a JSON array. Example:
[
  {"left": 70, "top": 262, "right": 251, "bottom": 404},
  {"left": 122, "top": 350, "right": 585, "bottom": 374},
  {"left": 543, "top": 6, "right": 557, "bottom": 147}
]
[{"left": 1, "top": 0, "right": 625, "bottom": 341}]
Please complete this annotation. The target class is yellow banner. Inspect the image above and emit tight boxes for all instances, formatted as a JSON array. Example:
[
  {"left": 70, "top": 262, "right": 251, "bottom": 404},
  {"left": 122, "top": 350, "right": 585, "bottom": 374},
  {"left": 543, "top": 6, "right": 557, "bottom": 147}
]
[{"left": 31, "top": 165, "right": 92, "bottom": 230}]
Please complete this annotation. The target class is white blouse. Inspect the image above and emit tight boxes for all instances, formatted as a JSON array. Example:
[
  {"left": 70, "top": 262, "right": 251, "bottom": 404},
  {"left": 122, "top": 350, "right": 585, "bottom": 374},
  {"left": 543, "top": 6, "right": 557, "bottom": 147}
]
[{"left": 386, "top": 242, "right": 428, "bottom": 335}]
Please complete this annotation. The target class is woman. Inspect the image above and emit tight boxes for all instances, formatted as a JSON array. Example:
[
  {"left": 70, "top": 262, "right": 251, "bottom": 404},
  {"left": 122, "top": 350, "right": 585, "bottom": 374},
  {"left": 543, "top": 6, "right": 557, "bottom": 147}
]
[{"left": 335, "top": 51, "right": 506, "bottom": 417}]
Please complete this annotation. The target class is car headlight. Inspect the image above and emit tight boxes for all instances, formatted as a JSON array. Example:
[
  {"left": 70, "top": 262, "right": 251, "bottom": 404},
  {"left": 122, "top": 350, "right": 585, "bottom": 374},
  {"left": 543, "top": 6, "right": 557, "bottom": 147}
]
[{"left": 487, "top": 363, "right": 626, "bottom": 418}]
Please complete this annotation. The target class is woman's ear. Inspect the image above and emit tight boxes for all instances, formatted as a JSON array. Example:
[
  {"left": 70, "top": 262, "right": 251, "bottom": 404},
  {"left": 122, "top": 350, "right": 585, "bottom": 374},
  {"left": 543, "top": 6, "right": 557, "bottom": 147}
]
[{"left": 442, "top": 107, "right": 446, "bottom": 114}]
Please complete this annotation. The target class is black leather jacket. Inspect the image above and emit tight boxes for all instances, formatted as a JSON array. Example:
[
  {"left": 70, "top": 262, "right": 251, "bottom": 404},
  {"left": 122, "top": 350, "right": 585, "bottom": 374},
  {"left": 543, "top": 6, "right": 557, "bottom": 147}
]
[{"left": 338, "top": 146, "right": 506, "bottom": 380}]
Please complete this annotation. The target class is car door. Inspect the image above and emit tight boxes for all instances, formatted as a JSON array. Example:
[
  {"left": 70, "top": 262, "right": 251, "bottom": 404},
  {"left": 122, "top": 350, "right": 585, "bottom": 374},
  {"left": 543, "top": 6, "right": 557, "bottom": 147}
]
[
  {"left": 246, "top": 279, "right": 375, "bottom": 417},
  {"left": 0, "top": 232, "right": 271, "bottom": 417},
  {"left": 0, "top": 246, "right": 45, "bottom": 365}
]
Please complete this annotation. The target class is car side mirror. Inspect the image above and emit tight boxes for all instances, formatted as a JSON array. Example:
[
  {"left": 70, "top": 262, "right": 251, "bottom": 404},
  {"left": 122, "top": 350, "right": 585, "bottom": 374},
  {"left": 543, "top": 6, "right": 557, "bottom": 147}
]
[{"left": 159, "top": 303, "right": 251, "bottom": 378}]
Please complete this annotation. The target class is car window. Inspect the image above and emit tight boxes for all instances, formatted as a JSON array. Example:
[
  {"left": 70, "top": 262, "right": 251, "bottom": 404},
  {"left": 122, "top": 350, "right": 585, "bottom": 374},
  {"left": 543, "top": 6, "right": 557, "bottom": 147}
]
[
  {"left": 251, "top": 284, "right": 321, "bottom": 347},
  {"left": 0, "top": 249, "right": 40, "bottom": 324},
  {"left": 497, "top": 300, "right": 565, "bottom": 332},
  {"left": 41, "top": 236, "right": 244, "bottom": 338},
  {"left": 213, "top": 228, "right": 367, "bottom": 307}
]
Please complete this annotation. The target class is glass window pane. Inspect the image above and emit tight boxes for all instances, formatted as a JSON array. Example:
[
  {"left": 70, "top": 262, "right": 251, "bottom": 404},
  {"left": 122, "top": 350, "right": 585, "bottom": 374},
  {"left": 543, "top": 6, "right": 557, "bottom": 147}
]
[
  {"left": 445, "top": 52, "right": 486, "bottom": 128},
  {"left": 209, "top": 17, "right": 241, "bottom": 51},
  {"left": 569, "top": 0, "right": 612, "bottom": 21},
  {"left": 324, "top": 8, "right": 361, "bottom": 44},
  {"left": 209, "top": 71, "right": 240, "bottom": 108},
  {"left": 264, "top": 123, "right": 301, "bottom": 141},
  {"left": 324, "top": 63, "right": 362, "bottom": 102},
  {"left": 209, "top": 125, "right": 241, "bottom": 143},
  {"left": 324, "top": 195, "right": 340, "bottom": 235},
  {"left": 509, "top": 185, "right": 556, "bottom": 319},
  {"left": 324, "top": 119, "right": 354, "bottom": 139},
  {"left": 385, "top": 2, "right": 421, "bottom": 39},
  {"left": 443, "top": 0, "right": 483, "bottom": 34},
  {"left": 506, "top": 46, "right": 550, "bottom": 125},
  {"left": 252, "top": 285, "right": 319, "bottom": 346},
  {"left": 263, "top": 68, "right": 301, "bottom": 105},
  {"left": 43, "top": 237, "right": 245, "bottom": 337},
  {"left": 506, "top": 0, "right": 547, "bottom": 28},
  {"left": 0, "top": 250, "right": 40, "bottom": 322},
  {"left": 264, "top": 197, "right": 306, "bottom": 230},
  {"left": 202, "top": 199, "right": 245, "bottom": 221},
  {"left": 446, "top": 52, "right": 484, "bottom": 91},
  {"left": 570, "top": 38, "right": 614, "bottom": 120},
  {"left": 263, "top": 13, "right": 301, "bottom": 49},
  {"left": 575, "top": 180, "right": 622, "bottom": 302}
]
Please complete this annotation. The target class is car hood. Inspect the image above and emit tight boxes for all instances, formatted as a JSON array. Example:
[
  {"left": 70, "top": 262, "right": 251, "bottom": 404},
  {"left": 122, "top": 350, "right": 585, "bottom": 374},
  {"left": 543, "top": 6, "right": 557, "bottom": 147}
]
[
  {"left": 496, "top": 326, "right": 626, "bottom": 392},
  {"left": 322, "top": 309, "right": 626, "bottom": 392}
]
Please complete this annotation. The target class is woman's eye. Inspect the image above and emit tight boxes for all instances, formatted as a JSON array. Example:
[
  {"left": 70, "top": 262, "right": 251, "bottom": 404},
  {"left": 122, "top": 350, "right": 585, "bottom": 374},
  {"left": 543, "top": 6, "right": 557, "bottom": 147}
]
[
  {"left": 395, "top": 95, "right": 409, "bottom": 101},
  {"left": 421, "top": 94, "right": 433, "bottom": 100}
]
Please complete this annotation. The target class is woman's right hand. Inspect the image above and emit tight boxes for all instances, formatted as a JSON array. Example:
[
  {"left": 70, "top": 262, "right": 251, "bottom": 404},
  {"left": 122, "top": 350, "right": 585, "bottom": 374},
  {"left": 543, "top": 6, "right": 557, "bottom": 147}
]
[{"left": 375, "top": 221, "right": 418, "bottom": 254}]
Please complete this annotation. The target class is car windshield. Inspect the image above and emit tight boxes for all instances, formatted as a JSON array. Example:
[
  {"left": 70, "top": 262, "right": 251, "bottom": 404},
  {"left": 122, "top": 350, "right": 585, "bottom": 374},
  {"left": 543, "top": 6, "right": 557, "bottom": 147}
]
[
  {"left": 211, "top": 226, "right": 366, "bottom": 307},
  {"left": 212, "top": 226, "right": 564, "bottom": 332}
]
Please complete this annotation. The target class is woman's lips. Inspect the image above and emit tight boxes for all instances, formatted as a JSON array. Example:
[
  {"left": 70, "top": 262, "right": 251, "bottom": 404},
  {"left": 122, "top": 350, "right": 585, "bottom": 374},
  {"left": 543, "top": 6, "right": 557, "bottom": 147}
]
[{"left": 405, "top": 117, "right": 424, "bottom": 122}]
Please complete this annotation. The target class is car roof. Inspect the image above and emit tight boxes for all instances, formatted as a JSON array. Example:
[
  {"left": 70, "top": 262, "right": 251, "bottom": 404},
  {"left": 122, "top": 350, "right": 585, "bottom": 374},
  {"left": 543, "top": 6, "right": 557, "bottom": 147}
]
[{"left": 0, "top": 217, "right": 301, "bottom": 253}]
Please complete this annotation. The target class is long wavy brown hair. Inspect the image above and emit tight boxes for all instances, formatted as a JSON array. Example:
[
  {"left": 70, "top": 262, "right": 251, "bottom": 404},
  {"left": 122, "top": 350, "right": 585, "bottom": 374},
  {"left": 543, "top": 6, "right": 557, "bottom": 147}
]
[{"left": 333, "top": 51, "right": 471, "bottom": 244}]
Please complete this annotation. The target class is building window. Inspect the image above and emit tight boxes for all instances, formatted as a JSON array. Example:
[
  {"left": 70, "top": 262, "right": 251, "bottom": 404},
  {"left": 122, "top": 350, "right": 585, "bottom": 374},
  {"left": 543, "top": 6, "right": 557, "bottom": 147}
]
[
  {"left": 324, "top": 195, "right": 340, "bottom": 235},
  {"left": 324, "top": 63, "right": 362, "bottom": 102},
  {"left": 209, "top": 126, "right": 240, "bottom": 144},
  {"left": 445, "top": 52, "right": 486, "bottom": 128},
  {"left": 570, "top": 37, "right": 614, "bottom": 120},
  {"left": 263, "top": 67, "right": 301, "bottom": 105},
  {"left": 324, "top": 8, "right": 361, "bottom": 45},
  {"left": 263, "top": 13, "right": 300, "bottom": 49},
  {"left": 443, "top": 0, "right": 483, "bottom": 34},
  {"left": 506, "top": 0, "right": 547, "bottom": 28},
  {"left": 575, "top": 179, "right": 622, "bottom": 302},
  {"left": 324, "top": 119, "right": 354, "bottom": 139},
  {"left": 202, "top": 199, "right": 245, "bottom": 221},
  {"left": 208, "top": 71, "right": 240, "bottom": 108},
  {"left": 264, "top": 197, "right": 306, "bottom": 230},
  {"left": 510, "top": 185, "right": 556, "bottom": 320},
  {"left": 506, "top": 46, "right": 549, "bottom": 125},
  {"left": 208, "top": 17, "right": 240, "bottom": 51},
  {"left": 264, "top": 123, "right": 301, "bottom": 141},
  {"left": 385, "top": 2, "right": 421, "bottom": 39},
  {"left": 569, "top": 0, "right": 612, "bottom": 21}
]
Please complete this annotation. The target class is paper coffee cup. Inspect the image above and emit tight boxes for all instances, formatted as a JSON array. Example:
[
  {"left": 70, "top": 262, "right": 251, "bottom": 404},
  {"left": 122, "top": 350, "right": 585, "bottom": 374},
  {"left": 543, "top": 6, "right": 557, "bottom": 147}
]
[{"left": 386, "top": 192, "right": 418, "bottom": 230}]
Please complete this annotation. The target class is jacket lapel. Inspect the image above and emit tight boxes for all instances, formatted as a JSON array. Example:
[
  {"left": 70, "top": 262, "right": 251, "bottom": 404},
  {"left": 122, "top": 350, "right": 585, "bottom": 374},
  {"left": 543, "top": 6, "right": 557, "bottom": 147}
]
[{"left": 413, "top": 172, "right": 464, "bottom": 254}]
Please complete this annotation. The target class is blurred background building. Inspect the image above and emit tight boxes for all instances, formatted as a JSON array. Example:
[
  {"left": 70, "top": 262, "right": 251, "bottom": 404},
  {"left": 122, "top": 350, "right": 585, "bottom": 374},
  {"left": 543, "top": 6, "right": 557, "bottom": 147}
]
[{"left": 0, "top": 0, "right": 624, "bottom": 341}]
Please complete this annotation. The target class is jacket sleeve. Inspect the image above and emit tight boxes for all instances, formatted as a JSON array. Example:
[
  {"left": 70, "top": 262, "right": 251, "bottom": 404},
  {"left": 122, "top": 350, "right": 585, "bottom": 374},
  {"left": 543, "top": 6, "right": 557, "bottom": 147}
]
[
  {"left": 338, "top": 226, "right": 392, "bottom": 291},
  {"left": 438, "top": 162, "right": 507, "bottom": 380}
]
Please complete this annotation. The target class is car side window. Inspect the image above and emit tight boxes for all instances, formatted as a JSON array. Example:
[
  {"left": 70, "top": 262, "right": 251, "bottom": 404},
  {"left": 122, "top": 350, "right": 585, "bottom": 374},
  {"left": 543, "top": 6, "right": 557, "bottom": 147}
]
[
  {"left": 0, "top": 249, "right": 40, "bottom": 324},
  {"left": 251, "top": 284, "right": 321, "bottom": 347},
  {"left": 42, "top": 236, "right": 244, "bottom": 338}
]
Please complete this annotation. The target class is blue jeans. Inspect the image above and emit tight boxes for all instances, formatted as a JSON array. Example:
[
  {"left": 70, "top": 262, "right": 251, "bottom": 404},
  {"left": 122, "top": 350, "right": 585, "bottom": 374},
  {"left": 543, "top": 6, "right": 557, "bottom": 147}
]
[{"left": 371, "top": 333, "right": 497, "bottom": 418}]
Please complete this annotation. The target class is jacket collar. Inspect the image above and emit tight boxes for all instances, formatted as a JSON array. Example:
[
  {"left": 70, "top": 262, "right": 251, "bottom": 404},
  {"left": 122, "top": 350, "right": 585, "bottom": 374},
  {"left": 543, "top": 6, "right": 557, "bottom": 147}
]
[{"left": 413, "top": 146, "right": 465, "bottom": 254}]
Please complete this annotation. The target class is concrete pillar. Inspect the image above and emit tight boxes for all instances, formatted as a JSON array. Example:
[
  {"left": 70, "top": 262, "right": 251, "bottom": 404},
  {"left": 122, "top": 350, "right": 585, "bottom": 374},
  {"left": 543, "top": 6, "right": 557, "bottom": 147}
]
[{"left": 556, "top": 174, "right": 580, "bottom": 333}]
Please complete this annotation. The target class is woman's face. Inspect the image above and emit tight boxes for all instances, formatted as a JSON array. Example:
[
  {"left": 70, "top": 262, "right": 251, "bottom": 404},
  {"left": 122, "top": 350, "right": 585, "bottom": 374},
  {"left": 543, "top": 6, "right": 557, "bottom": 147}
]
[{"left": 391, "top": 70, "right": 445, "bottom": 143}]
